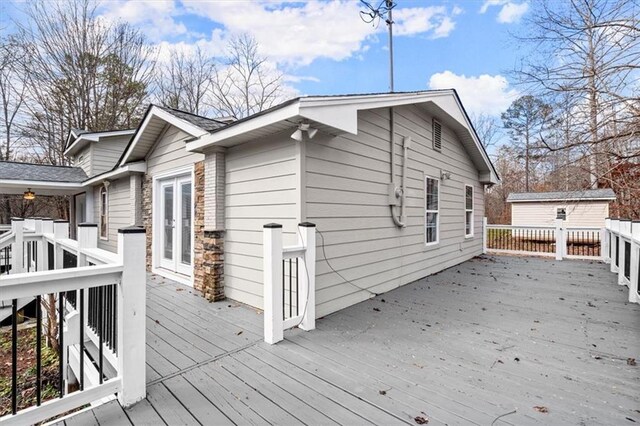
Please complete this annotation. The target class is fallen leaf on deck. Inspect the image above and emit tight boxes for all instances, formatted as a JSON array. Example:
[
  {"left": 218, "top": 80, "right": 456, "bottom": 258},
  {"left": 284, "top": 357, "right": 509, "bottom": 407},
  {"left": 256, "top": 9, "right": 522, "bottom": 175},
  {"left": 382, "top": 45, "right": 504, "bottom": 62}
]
[
  {"left": 514, "top": 357, "right": 520, "bottom": 362},
  {"left": 533, "top": 406, "right": 548, "bottom": 413},
  {"left": 176, "top": 288, "right": 184, "bottom": 292},
  {"left": 414, "top": 415, "right": 429, "bottom": 424},
  {"left": 627, "top": 358, "right": 636, "bottom": 366},
  {"left": 236, "top": 330, "right": 243, "bottom": 336},
  {"left": 379, "top": 390, "right": 386, "bottom": 395},
  {"left": 373, "top": 307, "right": 381, "bottom": 312}
]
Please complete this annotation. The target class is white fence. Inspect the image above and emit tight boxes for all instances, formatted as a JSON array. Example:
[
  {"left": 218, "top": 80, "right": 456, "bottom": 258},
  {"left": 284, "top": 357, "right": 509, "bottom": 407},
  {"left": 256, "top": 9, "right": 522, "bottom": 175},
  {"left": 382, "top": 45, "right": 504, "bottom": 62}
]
[
  {"left": 263, "top": 222, "right": 316, "bottom": 344},
  {"left": 483, "top": 218, "right": 603, "bottom": 261},
  {"left": 0, "top": 218, "right": 146, "bottom": 425},
  {"left": 602, "top": 218, "right": 640, "bottom": 304}
]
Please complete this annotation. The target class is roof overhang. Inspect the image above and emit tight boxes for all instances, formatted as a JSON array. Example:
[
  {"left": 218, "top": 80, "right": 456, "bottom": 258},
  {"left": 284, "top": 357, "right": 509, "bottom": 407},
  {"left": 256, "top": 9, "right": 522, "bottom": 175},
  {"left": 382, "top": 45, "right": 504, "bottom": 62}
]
[
  {"left": 186, "top": 90, "right": 499, "bottom": 184},
  {"left": 0, "top": 179, "right": 83, "bottom": 196},
  {"left": 119, "top": 105, "right": 210, "bottom": 166},
  {"left": 64, "top": 129, "right": 136, "bottom": 157},
  {"left": 82, "top": 162, "right": 146, "bottom": 187}
]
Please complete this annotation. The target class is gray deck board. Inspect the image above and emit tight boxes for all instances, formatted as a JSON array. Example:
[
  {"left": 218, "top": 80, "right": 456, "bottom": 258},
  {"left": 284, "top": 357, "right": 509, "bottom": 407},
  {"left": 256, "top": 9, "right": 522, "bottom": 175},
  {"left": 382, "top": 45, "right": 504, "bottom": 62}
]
[{"left": 65, "top": 256, "right": 639, "bottom": 425}]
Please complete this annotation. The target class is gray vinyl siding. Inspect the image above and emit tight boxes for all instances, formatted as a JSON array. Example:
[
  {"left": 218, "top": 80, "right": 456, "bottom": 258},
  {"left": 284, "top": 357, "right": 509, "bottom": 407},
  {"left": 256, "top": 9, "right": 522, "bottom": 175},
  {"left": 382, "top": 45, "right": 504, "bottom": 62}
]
[
  {"left": 224, "top": 133, "right": 298, "bottom": 308},
  {"left": 147, "top": 126, "right": 204, "bottom": 176},
  {"left": 91, "top": 135, "right": 130, "bottom": 175},
  {"left": 74, "top": 146, "right": 92, "bottom": 176},
  {"left": 93, "top": 177, "right": 131, "bottom": 252},
  {"left": 305, "top": 105, "right": 485, "bottom": 318}
]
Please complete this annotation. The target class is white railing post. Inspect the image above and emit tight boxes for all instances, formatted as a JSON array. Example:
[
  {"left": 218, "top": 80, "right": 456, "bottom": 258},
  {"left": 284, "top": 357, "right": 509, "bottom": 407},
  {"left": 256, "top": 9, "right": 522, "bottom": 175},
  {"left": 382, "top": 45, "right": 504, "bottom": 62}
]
[
  {"left": 41, "top": 219, "right": 53, "bottom": 271},
  {"left": 263, "top": 223, "right": 284, "bottom": 344},
  {"left": 116, "top": 226, "right": 147, "bottom": 406},
  {"left": 53, "top": 220, "right": 69, "bottom": 270},
  {"left": 11, "top": 218, "right": 24, "bottom": 273},
  {"left": 482, "top": 217, "right": 488, "bottom": 254},
  {"left": 610, "top": 219, "right": 619, "bottom": 273},
  {"left": 77, "top": 223, "right": 98, "bottom": 267},
  {"left": 618, "top": 219, "right": 631, "bottom": 286},
  {"left": 629, "top": 221, "right": 639, "bottom": 304},
  {"left": 554, "top": 219, "right": 564, "bottom": 261},
  {"left": 34, "top": 218, "right": 44, "bottom": 272},
  {"left": 298, "top": 222, "right": 316, "bottom": 332},
  {"left": 602, "top": 218, "right": 611, "bottom": 263}
]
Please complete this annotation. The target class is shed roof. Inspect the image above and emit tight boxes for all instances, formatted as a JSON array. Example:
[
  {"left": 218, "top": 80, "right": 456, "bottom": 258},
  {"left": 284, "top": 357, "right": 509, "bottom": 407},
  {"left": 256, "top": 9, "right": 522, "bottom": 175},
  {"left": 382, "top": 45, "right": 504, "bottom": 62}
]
[
  {"left": 507, "top": 189, "right": 616, "bottom": 203},
  {"left": 0, "top": 161, "right": 88, "bottom": 183}
]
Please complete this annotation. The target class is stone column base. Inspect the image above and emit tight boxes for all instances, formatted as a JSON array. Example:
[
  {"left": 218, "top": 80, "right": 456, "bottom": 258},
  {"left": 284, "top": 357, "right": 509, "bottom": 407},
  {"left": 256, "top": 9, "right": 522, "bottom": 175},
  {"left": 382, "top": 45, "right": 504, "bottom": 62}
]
[{"left": 194, "top": 230, "right": 225, "bottom": 301}]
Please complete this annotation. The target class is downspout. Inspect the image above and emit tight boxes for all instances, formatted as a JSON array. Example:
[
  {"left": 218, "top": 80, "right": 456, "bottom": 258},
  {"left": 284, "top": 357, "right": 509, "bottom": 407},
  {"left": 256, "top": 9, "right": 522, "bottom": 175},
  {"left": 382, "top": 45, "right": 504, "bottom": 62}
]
[
  {"left": 389, "top": 107, "right": 406, "bottom": 228},
  {"left": 401, "top": 135, "right": 411, "bottom": 225}
]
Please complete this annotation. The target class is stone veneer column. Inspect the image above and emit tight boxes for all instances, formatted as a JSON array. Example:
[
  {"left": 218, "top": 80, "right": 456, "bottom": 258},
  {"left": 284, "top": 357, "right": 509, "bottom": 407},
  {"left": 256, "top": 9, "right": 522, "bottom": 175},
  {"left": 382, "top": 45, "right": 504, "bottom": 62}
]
[
  {"left": 193, "top": 149, "right": 226, "bottom": 301},
  {"left": 129, "top": 174, "right": 143, "bottom": 226}
]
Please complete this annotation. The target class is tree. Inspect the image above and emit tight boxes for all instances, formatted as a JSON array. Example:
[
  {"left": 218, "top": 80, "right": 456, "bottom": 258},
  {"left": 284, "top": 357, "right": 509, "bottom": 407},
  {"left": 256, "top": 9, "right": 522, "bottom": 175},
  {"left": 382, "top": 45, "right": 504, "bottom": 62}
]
[
  {"left": 154, "top": 47, "right": 215, "bottom": 115},
  {"left": 516, "top": 0, "right": 640, "bottom": 190},
  {"left": 501, "top": 95, "right": 551, "bottom": 191},
  {"left": 16, "top": 0, "right": 154, "bottom": 165},
  {"left": 470, "top": 113, "right": 500, "bottom": 149},
  {"left": 0, "top": 35, "right": 27, "bottom": 161},
  {"left": 209, "top": 34, "right": 284, "bottom": 119}
]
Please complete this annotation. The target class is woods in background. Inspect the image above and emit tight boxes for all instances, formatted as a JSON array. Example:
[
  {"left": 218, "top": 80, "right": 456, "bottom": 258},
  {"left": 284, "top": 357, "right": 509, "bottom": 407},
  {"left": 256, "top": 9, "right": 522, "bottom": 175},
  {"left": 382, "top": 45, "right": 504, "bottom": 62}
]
[{"left": 484, "top": 0, "right": 639, "bottom": 223}]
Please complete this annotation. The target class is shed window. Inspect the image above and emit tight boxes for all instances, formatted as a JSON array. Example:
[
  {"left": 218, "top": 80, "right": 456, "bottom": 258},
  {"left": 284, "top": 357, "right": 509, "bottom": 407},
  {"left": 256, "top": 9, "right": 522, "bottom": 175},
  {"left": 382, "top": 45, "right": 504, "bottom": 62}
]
[
  {"left": 465, "top": 185, "right": 474, "bottom": 237},
  {"left": 425, "top": 177, "right": 439, "bottom": 245},
  {"left": 99, "top": 186, "right": 108, "bottom": 239},
  {"left": 432, "top": 119, "right": 442, "bottom": 151}
]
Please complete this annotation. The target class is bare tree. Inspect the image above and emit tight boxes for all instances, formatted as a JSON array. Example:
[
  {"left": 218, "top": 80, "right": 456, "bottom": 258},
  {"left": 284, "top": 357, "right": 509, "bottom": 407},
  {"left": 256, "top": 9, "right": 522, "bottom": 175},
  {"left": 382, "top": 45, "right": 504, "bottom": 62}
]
[
  {"left": 15, "top": 0, "right": 155, "bottom": 165},
  {"left": 209, "top": 34, "right": 284, "bottom": 119},
  {"left": 516, "top": 0, "right": 640, "bottom": 189},
  {"left": 470, "top": 113, "right": 500, "bottom": 149},
  {"left": 0, "top": 36, "right": 27, "bottom": 161},
  {"left": 155, "top": 47, "right": 215, "bottom": 115}
]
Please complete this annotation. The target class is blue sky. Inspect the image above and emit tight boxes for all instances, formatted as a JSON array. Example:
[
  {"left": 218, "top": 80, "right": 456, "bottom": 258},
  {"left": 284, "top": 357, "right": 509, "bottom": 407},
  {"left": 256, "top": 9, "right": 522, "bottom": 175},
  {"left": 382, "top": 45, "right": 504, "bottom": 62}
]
[{"left": 2, "top": 0, "right": 529, "bottom": 119}]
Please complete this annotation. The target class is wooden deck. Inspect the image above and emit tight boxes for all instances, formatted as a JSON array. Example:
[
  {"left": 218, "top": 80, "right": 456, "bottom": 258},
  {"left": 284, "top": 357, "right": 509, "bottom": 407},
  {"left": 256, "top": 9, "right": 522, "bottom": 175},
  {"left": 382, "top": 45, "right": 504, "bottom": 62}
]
[{"left": 56, "top": 255, "right": 639, "bottom": 425}]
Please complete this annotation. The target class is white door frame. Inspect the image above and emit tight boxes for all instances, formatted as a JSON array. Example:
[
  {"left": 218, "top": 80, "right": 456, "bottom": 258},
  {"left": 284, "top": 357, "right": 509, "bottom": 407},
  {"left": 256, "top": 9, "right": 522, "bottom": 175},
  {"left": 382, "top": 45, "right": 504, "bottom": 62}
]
[{"left": 151, "top": 166, "right": 195, "bottom": 286}]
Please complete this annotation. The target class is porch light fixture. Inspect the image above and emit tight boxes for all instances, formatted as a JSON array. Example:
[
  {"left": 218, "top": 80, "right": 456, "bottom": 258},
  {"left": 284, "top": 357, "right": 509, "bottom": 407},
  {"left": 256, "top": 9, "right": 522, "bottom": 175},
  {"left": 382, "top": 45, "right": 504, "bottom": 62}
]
[
  {"left": 291, "top": 123, "right": 318, "bottom": 141},
  {"left": 23, "top": 188, "right": 35, "bottom": 200}
]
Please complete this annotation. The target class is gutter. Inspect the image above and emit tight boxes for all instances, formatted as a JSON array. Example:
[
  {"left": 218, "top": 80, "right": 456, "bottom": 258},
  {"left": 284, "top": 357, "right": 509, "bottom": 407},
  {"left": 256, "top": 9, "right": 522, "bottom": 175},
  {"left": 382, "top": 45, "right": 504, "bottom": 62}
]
[{"left": 82, "top": 162, "right": 146, "bottom": 186}]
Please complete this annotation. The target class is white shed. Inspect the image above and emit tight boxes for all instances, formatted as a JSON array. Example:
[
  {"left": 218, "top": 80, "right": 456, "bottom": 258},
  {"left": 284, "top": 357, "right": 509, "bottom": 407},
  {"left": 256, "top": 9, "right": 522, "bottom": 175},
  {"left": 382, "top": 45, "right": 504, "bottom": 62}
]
[{"left": 507, "top": 189, "right": 616, "bottom": 227}]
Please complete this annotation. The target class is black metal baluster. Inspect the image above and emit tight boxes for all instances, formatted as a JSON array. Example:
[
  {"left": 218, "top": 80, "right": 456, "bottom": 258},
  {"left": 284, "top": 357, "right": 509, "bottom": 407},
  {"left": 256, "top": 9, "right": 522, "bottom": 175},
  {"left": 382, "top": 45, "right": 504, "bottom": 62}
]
[
  {"left": 11, "top": 299, "right": 17, "bottom": 414},
  {"left": 58, "top": 292, "right": 64, "bottom": 398},
  {"left": 289, "top": 258, "right": 293, "bottom": 318},
  {"left": 106, "top": 285, "right": 111, "bottom": 350},
  {"left": 113, "top": 285, "right": 118, "bottom": 354},
  {"left": 36, "top": 295, "right": 42, "bottom": 405},
  {"left": 282, "top": 259, "right": 285, "bottom": 320},
  {"left": 296, "top": 258, "right": 299, "bottom": 316},
  {"left": 98, "top": 286, "right": 104, "bottom": 384},
  {"left": 79, "top": 288, "right": 85, "bottom": 391}
]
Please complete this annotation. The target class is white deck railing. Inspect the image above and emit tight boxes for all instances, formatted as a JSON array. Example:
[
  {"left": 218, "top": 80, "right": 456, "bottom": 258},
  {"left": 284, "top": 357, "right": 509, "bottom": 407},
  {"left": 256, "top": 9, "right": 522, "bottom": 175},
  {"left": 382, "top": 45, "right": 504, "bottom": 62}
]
[
  {"left": 602, "top": 218, "right": 639, "bottom": 304},
  {"left": 263, "top": 222, "right": 316, "bottom": 344},
  {"left": 0, "top": 218, "right": 146, "bottom": 425},
  {"left": 483, "top": 218, "right": 603, "bottom": 261}
]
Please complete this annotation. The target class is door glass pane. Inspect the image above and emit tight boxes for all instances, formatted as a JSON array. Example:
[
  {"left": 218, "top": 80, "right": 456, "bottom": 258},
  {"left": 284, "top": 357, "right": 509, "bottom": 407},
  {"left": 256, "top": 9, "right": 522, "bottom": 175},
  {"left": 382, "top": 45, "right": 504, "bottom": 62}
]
[
  {"left": 163, "top": 185, "right": 174, "bottom": 260},
  {"left": 181, "top": 182, "right": 192, "bottom": 265}
]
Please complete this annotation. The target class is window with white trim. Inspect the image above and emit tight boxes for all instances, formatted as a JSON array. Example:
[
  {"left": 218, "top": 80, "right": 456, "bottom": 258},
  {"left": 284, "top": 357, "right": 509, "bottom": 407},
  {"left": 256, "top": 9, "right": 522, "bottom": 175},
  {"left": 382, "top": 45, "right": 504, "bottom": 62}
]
[
  {"left": 465, "top": 185, "right": 474, "bottom": 237},
  {"left": 99, "top": 186, "right": 108, "bottom": 239},
  {"left": 425, "top": 177, "right": 439, "bottom": 245}
]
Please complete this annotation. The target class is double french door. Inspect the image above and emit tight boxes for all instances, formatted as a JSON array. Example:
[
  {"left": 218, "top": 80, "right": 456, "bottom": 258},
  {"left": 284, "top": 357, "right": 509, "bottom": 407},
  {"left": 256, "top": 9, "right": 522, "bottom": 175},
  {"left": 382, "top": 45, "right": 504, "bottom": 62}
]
[{"left": 159, "top": 175, "right": 192, "bottom": 277}]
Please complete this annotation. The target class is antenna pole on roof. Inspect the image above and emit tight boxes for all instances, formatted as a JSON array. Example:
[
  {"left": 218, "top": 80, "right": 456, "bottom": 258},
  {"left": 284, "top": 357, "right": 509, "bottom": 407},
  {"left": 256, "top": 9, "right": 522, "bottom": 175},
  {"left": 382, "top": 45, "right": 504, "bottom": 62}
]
[{"left": 360, "top": 0, "right": 396, "bottom": 93}]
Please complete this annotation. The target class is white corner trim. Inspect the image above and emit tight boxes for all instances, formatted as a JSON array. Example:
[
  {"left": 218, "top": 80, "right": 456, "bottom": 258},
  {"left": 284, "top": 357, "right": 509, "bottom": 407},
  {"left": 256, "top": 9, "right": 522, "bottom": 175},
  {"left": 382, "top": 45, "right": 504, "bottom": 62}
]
[{"left": 121, "top": 106, "right": 210, "bottom": 165}]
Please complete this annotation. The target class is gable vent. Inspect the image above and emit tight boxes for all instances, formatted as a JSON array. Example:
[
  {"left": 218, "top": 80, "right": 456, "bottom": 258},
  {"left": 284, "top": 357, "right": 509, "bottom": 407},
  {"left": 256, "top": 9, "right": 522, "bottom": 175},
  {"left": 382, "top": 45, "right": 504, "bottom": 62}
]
[{"left": 432, "top": 119, "right": 442, "bottom": 151}]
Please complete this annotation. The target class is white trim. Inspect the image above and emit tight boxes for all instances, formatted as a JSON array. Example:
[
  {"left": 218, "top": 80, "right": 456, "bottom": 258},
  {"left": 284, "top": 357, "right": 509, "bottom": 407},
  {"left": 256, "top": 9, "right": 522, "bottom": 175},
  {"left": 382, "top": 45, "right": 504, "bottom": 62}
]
[
  {"left": 508, "top": 198, "right": 616, "bottom": 203},
  {"left": 0, "top": 179, "right": 83, "bottom": 189},
  {"left": 65, "top": 129, "right": 136, "bottom": 156},
  {"left": 425, "top": 175, "right": 440, "bottom": 246},
  {"left": 465, "top": 184, "right": 474, "bottom": 238},
  {"left": 82, "top": 162, "right": 146, "bottom": 186},
  {"left": 121, "top": 106, "right": 209, "bottom": 165}
]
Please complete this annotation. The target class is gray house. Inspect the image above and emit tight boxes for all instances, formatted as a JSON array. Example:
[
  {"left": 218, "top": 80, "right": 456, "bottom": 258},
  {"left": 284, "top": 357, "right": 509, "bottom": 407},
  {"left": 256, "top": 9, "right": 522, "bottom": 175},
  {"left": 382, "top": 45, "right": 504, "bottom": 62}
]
[{"left": 0, "top": 90, "right": 499, "bottom": 318}]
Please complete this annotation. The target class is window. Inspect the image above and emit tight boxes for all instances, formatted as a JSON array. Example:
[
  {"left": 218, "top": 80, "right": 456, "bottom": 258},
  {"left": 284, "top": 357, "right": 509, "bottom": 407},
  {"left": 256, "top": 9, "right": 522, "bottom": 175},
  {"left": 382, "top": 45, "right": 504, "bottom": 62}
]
[
  {"left": 465, "top": 185, "right": 474, "bottom": 237},
  {"left": 556, "top": 208, "right": 566, "bottom": 220},
  {"left": 432, "top": 119, "right": 442, "bottom": 151},
  {"left": 99, "top": 186, "right": 108, "bottom": 239},
  {"left": 425, "top": 177, "right": 439, "bottom": 245}
]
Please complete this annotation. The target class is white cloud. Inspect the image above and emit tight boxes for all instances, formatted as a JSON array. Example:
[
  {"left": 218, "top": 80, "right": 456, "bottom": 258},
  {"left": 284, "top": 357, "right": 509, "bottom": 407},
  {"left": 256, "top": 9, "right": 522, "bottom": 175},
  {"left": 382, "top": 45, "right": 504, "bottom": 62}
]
[
  {"left": 428, "top": 71, "right": 519, "bottom": 116},
  {"left": 479, "top": 1, "right": 528, "bottom": 24},
  {"left": 99, "top": 0, "right": 188, "bottom": 41},
  {"left": 393, "top": 6, "right": 457, "bottom": 38}
]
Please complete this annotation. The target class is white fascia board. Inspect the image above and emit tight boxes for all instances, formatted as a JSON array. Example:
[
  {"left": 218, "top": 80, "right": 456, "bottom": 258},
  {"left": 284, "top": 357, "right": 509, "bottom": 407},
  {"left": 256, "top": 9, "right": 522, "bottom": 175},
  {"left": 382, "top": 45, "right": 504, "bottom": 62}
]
[
  {"left": 64, "top": 130, "right": 135, "bottom": 157},
  {"left": 121, "top": 106, "right": 209, "bottom": 164},
  {"left": 186, "top": 102, "right": 301, "bottom": 152},
  {"left": 82, "top": 162, "right": 146, "bottom": 187}
]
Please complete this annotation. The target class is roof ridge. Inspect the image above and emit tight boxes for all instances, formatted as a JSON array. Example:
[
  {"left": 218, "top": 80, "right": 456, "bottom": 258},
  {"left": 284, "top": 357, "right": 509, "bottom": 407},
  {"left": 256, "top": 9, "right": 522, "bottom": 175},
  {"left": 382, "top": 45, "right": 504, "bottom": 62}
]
[{"left": 0, "top": 160, "right": 82, "bottom": 169}]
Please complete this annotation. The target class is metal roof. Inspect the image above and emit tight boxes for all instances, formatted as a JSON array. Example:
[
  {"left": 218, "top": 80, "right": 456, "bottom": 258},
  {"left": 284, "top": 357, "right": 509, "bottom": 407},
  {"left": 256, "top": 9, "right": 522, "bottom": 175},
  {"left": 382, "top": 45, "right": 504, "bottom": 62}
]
[
  {"left": 507, "top": 189, "right": 616, "bottom": 202},
  {"left": 0, "top": 161, "right": 88, "bottom": 183}
]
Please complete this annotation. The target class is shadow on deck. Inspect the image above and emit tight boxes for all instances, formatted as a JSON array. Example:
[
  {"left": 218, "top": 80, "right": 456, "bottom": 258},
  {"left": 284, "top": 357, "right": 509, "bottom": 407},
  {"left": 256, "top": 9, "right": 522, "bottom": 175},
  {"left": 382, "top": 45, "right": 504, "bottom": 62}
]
[{"left": 56, "top": 255, "right": 639, "bottom": 425}]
